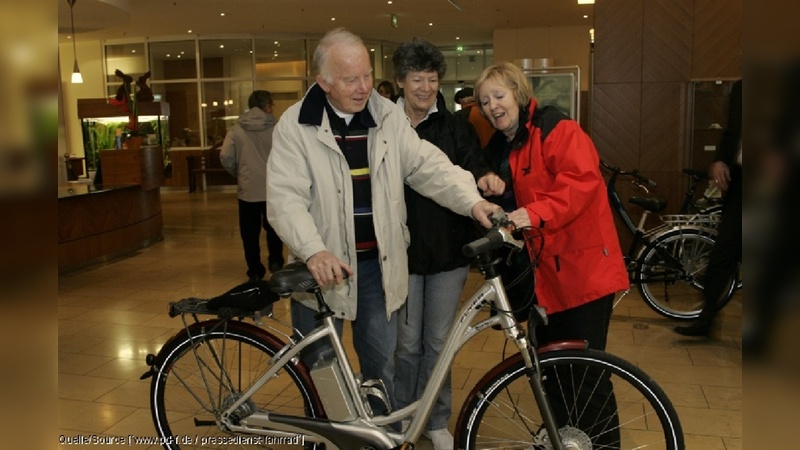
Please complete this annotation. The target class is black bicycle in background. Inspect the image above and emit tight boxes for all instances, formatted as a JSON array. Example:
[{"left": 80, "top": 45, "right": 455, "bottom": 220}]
[{"left": 601, "top": 160, "right": 737, "bottom": 320}]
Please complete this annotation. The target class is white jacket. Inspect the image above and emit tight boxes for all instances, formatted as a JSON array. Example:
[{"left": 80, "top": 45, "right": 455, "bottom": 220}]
[
  {"left": 266, "top": 85, "right": 483, "bottom": 320},
  {"left": 220, "top": 107, "right": 277, "bottom": 202}
]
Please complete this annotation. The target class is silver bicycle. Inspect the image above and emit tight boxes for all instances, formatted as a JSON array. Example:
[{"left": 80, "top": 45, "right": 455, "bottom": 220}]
[{"left": 143, "top": 213, "right": 684, "bottom": 450}]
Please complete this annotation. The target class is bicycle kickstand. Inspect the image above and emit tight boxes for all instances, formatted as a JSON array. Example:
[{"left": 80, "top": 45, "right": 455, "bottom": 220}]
[{"left": 613, "top": 288, "right": 631, "bottom": 309}]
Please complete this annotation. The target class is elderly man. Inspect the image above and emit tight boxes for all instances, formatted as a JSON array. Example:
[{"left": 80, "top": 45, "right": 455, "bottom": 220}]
[{"left": 266, "top": 28, "right": 499, "bottom": 414}]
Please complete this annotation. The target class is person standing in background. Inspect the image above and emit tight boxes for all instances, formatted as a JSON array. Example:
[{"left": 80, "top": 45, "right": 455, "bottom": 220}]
[
  {"left": 377, "top": 80, "right": 397, "bottom": 101},
  {"left": 391, "top": 39, "right": 504, "bottom": 450},
  {"left": 453, "top": 87, "right": 495, "bottom": 149},
  {"left": 675, "top": 79, "right": 742, "bottom": 337},
  {"left": 220, "top": 90, "right": 285, "bottom": 282}
]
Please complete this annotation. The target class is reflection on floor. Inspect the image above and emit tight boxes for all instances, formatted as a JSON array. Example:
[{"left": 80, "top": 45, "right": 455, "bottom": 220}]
[{"left": 58, "top": 190, "right": 742, "bottom": 450}]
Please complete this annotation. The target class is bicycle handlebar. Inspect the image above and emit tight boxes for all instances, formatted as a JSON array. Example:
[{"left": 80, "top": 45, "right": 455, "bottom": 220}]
[
  {"left": 600, "top": 160, "right": 658, "bottom": 188},
  {"left": 462, "top": 211, "right": 525, "bottom": 258}
]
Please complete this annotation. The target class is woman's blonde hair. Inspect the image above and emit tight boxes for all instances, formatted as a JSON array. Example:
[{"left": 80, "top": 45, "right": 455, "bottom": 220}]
[{"left": 474, "top": 62, "right": 532, "bottom": 107}]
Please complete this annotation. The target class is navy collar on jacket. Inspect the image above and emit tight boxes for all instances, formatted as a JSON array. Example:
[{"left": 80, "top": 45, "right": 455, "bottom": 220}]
[{"left": 298, "top": 83, "right": 377, "bottom": 129}]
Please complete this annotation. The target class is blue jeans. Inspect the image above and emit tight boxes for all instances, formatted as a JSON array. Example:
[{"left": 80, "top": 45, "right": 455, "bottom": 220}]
[
  {"left": 291, "top": 258, "right": 397, "bottom": 415},
  {"left": 395, "top": 266, "right": 468, "bottom": 431}
]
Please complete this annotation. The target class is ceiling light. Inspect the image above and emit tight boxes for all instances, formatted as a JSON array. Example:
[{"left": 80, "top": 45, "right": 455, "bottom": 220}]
[
  {"left": 583, "top": 15, "right": 589, "bottom": 18},
  {"left": 429, "top": 22, "right": 434, "bottom": 26},
  {"left": 220, "top": 12, "right": 225, "bottom": 16},
  {"left": 187, "top": 29, "right": 192, "bottom": 33},
  {"left": 331, "top": 17, "right": 336, "bottom": 21},
  {"left": 577, "top": 0, "right": 594, "bottom": 4},
  {"left": 455, "top": 37, "right": 460, "bottom": 40},
  {"left": 388, "top": 1, "right": 392, "bottom": 4},
  {"left": 67, "top": 0, "right": 82, "bottom": 83}
]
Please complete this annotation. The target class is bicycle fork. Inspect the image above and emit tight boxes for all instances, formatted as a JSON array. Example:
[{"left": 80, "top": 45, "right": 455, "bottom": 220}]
[{"left": 513, "top": 323, "right": 567, "bottom": 450}]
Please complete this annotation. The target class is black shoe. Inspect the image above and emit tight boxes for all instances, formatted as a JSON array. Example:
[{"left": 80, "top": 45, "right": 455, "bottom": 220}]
[
  {"left": 269, "top": 262, "right": 284, "bottom": 273},
  {"left": 674, "top": 322, "right": 711, "bottom": 337}
]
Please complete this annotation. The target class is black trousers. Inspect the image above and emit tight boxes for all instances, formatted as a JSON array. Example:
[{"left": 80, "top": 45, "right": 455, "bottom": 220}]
[
  {"left": 698, "top": 165, "right": 742, "bottom": 325},
  {"left": 238, "top": 199, "right": 284, "bottom": 280}
]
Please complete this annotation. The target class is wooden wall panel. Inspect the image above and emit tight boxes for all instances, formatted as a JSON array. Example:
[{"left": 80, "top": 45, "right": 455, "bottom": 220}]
[
  {"left": 693, "top": 0, "right": 742, "bottom": 78},
  {"left": 591, "top": 83, "right": 641, "bottom": 165},
  {"left": 643, "top": 0, "right": 693, "bottom": 82},
  {"left": 640, "top": 82, "right": 689, "bottom": 173},
  {"left": 594, "top": 0, "right": 643, "bottom": 84}
]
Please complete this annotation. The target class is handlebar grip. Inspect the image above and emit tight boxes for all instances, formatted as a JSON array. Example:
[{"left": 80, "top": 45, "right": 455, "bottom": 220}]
[{"left": 463, "top": 229, "right": 505, "bottom": 258}]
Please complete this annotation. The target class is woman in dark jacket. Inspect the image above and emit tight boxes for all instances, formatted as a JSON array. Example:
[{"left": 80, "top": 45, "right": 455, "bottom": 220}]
[{"left": 391, "top": 39, "right": 503, "bottom": 450}]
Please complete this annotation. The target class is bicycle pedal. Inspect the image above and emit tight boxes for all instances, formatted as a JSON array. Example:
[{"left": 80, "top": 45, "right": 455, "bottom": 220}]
[{"left": 360, "top": 378, "right": 392, "bottom": 415}]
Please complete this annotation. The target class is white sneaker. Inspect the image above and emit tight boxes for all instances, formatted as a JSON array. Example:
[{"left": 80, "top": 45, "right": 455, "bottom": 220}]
[{"left": 423, "top": 428, "right": 454, "bottom": 450}]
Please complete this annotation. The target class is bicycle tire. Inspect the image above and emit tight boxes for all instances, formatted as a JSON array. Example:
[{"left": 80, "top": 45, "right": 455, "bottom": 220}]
[
  {"left": 636, "top": 228, "right": 735, "bottom": 320},
  {"left": 150, "top": 319, "right": 324, "bottom": 450},
  {"left": 456, "top": 349, "right": 683, "bottom": 450}
]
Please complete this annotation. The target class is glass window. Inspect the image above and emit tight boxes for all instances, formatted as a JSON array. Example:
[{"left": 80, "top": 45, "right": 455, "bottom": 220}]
[
  {"left": 381, "top": 44, "right": 397, "bottom": 83},
  {"left": 105, "top": 43, "right": 147, "bottom": 97},
  {"left": 199, "top": 39, "right": 253, "bottom": 79},
  {"left": 254, "top": 39, "right": 306, "bottom": 78},
  {"left": 149, "top": 41, "right": 197, "bottom": 80},
  {"left": 151, "top": 82, "right": 201, "bottom": 148},
  {"left": 456, "top": 49, "right": 490, "bottom": 82},
  {"left": 201, "top": 81, "right": 254, "bottom": 147}
]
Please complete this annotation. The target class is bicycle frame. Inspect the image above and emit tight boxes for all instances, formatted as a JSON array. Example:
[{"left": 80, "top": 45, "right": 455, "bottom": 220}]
[{"left": 212, "top": 255, "right": 563, "bottom": 450}]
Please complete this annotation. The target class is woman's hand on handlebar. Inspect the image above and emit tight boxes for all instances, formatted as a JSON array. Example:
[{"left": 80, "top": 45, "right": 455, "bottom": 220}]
[
  {"left": 507, "top": 208, "right": 534, "bottom": 229},
  {"left": 306, "top": 251, "right": 353, "bottom": 288}
]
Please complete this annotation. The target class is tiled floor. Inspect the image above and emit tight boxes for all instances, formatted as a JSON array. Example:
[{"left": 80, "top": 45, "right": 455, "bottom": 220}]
[{"left": 58, "top": 189, "right": 742, "bottom": 449}]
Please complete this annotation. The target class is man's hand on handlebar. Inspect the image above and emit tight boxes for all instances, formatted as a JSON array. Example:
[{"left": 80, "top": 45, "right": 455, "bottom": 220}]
[
  {"left": 472, "top": 200, "right": 503, "bottom": 228},
  {"left": 306, "top": 251, "right": 353, "bottom": 288}
]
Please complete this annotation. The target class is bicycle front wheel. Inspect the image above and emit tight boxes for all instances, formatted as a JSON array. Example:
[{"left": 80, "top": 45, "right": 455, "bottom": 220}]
[
  {"left": 457, "top": 349, "right": 683, "bottom": 450},
  {"left": 636, "top": 228, "right": 735, "bottom": 320},
  {"left": 150, "top": 319, "right": 323, "bottom": 450}
]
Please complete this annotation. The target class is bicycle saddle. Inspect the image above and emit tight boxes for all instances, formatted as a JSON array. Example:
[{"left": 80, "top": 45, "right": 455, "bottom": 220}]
[
  {"left": 682, "top": 167, "right": 709, "bottom": 181},
  {"left": 269, "top": 262, "right": 321, "bottom": 296},
  {"left": 206, "top": 279, "right": 279, "bottom": 312},
  {"left": 629, "top": 196, "right": 667, "bottom": 213}
]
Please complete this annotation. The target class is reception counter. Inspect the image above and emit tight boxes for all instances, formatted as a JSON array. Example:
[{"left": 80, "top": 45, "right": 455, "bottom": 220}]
[{"left": 58, "top": 183, "right": 163, "bottom": 274}]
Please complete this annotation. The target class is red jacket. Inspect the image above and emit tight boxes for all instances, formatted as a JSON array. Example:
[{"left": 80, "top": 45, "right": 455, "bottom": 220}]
[{"left": 508, "top": 101, "right": 629, "bottom": 314}]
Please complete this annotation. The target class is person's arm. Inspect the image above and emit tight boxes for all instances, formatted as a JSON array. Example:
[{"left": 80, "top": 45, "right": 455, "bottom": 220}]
[
  {"left": 219, "top": 130, "right": 237, "bottom": 176},
  {"left": 711, "top": 79, "right": 742, "bottom": 190},
  {"left": 451, "top": 114, "right": 505, "bottom": 197},
  {"left": 519, "top": 120, "right": 606, "bottom": 231},
  {"left": 397, "top": 119, "right": 497, "bottom": 226},
  {"left": 266, "top": 122, "right": 328, "bottom": 262}
]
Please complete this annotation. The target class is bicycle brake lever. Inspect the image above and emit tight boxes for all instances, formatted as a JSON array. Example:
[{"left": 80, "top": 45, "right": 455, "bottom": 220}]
[{"left": 631, "top": 179, "right": 650, "bottom": 194}]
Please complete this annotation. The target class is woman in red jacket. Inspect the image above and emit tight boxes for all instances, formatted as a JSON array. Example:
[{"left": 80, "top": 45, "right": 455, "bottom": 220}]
[
  {"left": 475, "top": 61, "right": 628, "bottom": 351},
  {"left": 475, "top": 61, "right": 629, "bottom": 446}
]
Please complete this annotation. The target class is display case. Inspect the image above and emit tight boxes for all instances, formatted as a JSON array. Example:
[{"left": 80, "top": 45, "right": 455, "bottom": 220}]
[
  {"left": 523, "top": 65, "right": 581, "bottom": 121},
  {"left": 78, "top": 99, "right": 171, "bottom": 172}
]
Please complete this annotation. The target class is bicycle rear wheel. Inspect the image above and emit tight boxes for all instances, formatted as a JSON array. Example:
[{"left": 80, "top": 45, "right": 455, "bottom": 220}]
[
  {"left": 636, "top": 228, "right": 735, "bottom": 320},
  {"left": 457, "top": 349, "right": 683, "bottom": 450},
  {"left": 150, "top": 319, "right": 323, "bottom": 449}
]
